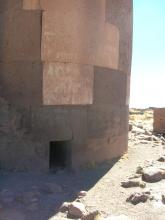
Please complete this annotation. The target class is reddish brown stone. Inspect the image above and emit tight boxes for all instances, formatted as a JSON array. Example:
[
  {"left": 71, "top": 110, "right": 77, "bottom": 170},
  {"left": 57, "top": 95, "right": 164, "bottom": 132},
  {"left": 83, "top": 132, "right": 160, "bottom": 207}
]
[
  {"left": 41, "top": 0, "right": 119, "bottom": 69},
  {"left": 43, "top": 63, "right": 94, "bottom": 105},
  {"left": 0, "top": 1, "right": 133, "bottom": 172},
  {"left": 23, "top": 0, "right": 41, "bottom": 10},
  {"left": 153, "top": 108, "right": 165, "bottom": 133}
]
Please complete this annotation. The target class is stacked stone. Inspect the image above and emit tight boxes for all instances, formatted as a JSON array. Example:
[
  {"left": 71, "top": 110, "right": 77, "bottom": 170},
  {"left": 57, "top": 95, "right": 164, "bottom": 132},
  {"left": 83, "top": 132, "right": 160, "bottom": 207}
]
[
  {"left": 0, "top": 0, "right": 42, "bottom": 106},
  {"left": 0, "top": 0, "right": 133, "bottom": 171}
]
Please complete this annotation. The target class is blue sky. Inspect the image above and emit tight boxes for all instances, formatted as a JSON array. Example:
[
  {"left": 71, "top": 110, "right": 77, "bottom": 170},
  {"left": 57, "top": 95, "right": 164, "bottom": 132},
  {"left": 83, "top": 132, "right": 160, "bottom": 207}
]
[{"left": 130, "top": 0, "right": 165, "bottom": 108}]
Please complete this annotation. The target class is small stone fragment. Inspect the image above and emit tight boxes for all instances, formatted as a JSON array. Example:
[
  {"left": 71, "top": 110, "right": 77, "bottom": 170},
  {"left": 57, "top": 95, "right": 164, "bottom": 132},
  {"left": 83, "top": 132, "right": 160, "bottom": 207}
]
[
  {"left": 145, "top": 130, "right": 152, "bottom": 136},
  {"left": 143, "top": 136, "right": 152, "bottom": 141},
  {"left": 158, "top": 155, "right": 165, "bottom": 162},
  {"left": 129, "top": 174, "right": 141, "bottom": 179},
  {"left": 132, "top": 126, "right": 145, "bottom": 134},
  {"left": 152, "top": 135, "right": 159, "bottom": 142},
  {"left": 68, "top": 201, "right": 87, "bottom": 218},
  {"left": 142, "top": 167, "right": 162, "bottom": 183},
  {"left": 59, "top": 202, "right": 70, "bottom": 213},
  {"left": 136, "top": 166, "right": 143, "bottom": 174},
  {"left": 140, "top": 140, "right": 151, "bottom": 144},
  {"left": 129, "top": 124, "right": 133, "bottom": 131},
  {"left": 126, "top": 192, "right": 150, "bottom": 205},
  {"left": 81, "top": 210, "right": 100, "bottom": 220},
  {"left": 121, "top": 179, "right": 146, "bottom": 188},
  {"left": 160, "top": 136, "right": 165, "bottom": 142},
  {"left": 162, "top": 194, "right": 165, "bottom": 204},
  {"left": 78, "top": 191, "right": 87, "bottom": 198}
]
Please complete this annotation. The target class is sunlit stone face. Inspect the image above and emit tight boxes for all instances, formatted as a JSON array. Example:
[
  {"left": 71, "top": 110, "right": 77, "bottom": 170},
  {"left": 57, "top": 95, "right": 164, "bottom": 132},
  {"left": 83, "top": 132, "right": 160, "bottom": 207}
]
[
  {"left": 41, "top": 0, "right": 119, "bottom": 69},
  {"left": 23, "top": 0, "right": 120, "bottom": 105},
  {"left": 43, "top": 63, "right": 94, "bottom": 105}
]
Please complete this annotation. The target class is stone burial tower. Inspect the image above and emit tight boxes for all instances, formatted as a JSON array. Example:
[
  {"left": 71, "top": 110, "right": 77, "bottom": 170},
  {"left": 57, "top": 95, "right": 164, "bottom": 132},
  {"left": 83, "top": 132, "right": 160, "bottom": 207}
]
[{"left": 0, "top": 0, "right": 133, "bottom": 171}]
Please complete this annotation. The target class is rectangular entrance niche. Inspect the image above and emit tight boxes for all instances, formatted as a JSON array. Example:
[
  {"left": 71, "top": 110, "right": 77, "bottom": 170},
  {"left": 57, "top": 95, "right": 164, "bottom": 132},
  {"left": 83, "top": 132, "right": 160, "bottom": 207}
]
[{"left": 49, "top": 141, "right": 71, "bottom": 171}]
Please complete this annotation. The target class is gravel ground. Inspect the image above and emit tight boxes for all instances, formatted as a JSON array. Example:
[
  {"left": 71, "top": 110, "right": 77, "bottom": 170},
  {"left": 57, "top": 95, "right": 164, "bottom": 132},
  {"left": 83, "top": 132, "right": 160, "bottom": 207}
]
[{"left": 1, "top": 109, "right": 165, "bottom": 220}]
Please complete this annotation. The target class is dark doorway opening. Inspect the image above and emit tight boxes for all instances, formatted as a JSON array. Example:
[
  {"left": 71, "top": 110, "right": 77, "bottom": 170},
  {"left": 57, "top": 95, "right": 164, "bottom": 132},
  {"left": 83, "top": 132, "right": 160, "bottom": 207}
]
[{"left": 49, "top": 141, "right": 71, "bottom": 171}]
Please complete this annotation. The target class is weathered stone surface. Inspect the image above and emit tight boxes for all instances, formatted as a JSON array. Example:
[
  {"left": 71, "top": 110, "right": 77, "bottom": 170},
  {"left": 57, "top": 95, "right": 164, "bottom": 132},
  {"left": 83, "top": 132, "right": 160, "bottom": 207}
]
[
  {"left": 0, "top": 62, "right": 42, "bottom": 106},
  {"left": 129, "top": 174, "right": 141, "bottom": 179},
  {"left": 142, "top": 167, "right": 162, "bottom": 183},
  {"left": 68, "top": 201, "right": 87, "bottom": 218},
  {"left": 31, "top": 107, "right": 73, "bottom": 141},
  {"left": 23, "top": 0, "right": 41, "bottom": 10},
  {"left": 140, "top": 140, "right": 151, "bottom": 144},
  {"left": 0, "top": 1, "right": 132, "bottom": 171},
  {"left": 158, "top": 155, "right": 165, "bottom": 162},
  {"left": 59, "top": 202, "right": 70, "bottom": 213},
  {"left": 0, "top": 10, "right": 41, "bottom": 61},
  {"left": 93, "top": 67, "right": 127, "bottom": 106},
  {"left": 136, "top": 166, "right": 144, "bottom": 174},
  {"left": 153, "top": 108, "right": 165, "bottom": 133},
  {"left": 132, "top": 126, "right": 145, "bottom": 134},
  {"left": 106, "top": 0, "right": 133, "bottom": 74},
  {"left": 41, "top": 0, "right": 119, "bottom": 69},
  {"left": 162, "top": 194, "right": 165, "bottom": 204},
  {"left": 85, "top": 105, "right": 128, "bottom": 165},
  {"left": 129, "top": 124, "right": 133, "bottom": 131},
  {"left": 126, "top": 192, "right": 150, "bottom": 205},
  {"left": 121, "top": 179, "right": 146, "bottom": 188},
  {"left": 78, "top": 191, "right": 87, "bottom": 198},
  {"left": 0, "top": 0, "right": 22, "bottom": 12},
  {"left": 43, "top": 63, "right": 94, "bottom": 105}
]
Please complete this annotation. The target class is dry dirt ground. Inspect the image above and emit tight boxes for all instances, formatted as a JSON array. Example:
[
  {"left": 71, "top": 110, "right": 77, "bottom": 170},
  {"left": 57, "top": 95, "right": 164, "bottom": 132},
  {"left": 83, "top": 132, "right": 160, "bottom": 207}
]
[{"left": 1, "top": 109, "right": 165, "bottom": 220}]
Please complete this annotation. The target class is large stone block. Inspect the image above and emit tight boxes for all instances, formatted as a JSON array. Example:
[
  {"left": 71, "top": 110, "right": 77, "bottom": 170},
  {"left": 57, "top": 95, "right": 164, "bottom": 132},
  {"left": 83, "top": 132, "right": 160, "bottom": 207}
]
[
  {"left": 43, "top": 63, "right": 94, "bottom": 105},
  {"left": 0, "top": 62, "right": 42, "bottom": 106},
  {"left": 41, "top": 0, "right": 119, "bottom": 69},
  {"left": 40, "top": 0, "right": 105, "bottom": 12},
  {"left": 0, "top": 103, "right": 48, "bottom": 172},
  {"left": 106, "top": 0, "right": 133, "bottom": 74},
  {"left": 0, "top": 0, "right": 23, "bottom": 12},
  {"left": 153, "top": 108, "right": 165, "bottom": 133},
  {"left": 72, "top": 105, "right": 129, "bottom": 168},
  {"left": 0, "top": 138, "right": 48, "bottom": 171},
  {"left": 93, "top": 67, "right": 127, "bottom": 105},
  {"left": 87, "top": 105, "right": 128, "bottom": 139},
  {"left": 0, "top": 0, "right": 132, "bottom": 172},
  {"left": 23, "top": 0, "right": 41, "bottom": 10},
  {"left": 0, "top": 10, "right": 41, "bottom": 61},
  {"left": 31, "top": 107, "right": 73, "bottom": 141}
]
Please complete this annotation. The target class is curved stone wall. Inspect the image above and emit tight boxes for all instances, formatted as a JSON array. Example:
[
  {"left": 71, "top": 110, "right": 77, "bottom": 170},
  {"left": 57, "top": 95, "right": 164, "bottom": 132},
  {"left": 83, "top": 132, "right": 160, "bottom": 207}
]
[{"left": 0, "top": 0, "right": 133, "bottom": 171}]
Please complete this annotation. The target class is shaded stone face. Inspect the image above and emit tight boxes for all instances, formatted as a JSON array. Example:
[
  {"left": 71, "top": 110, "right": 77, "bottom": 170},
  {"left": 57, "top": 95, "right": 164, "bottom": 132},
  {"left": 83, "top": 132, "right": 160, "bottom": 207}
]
[
  {"left": 0, "top": 10, "right": 41, "bottom": 62},
  {"left": 154, "top": 108, "right": 165, "bottom": 133},
  {"left": 41, "top": 0, "right": 119, "bottom": 69},
  {"left": 0, "top": 0, "right": 133, "bottom": 171}
]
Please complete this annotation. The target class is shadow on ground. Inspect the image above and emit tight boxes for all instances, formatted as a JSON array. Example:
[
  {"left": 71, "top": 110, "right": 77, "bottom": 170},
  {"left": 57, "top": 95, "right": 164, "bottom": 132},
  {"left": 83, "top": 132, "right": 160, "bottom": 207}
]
[{"left": 0, "top": 158, "right": 120, "bottom": 220}]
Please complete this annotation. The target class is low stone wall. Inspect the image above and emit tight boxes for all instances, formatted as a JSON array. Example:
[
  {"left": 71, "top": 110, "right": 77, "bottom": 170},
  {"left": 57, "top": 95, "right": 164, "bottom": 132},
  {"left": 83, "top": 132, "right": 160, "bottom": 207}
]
[{"left": 153, "top": 108, "right": 165, "bottom": 133}]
